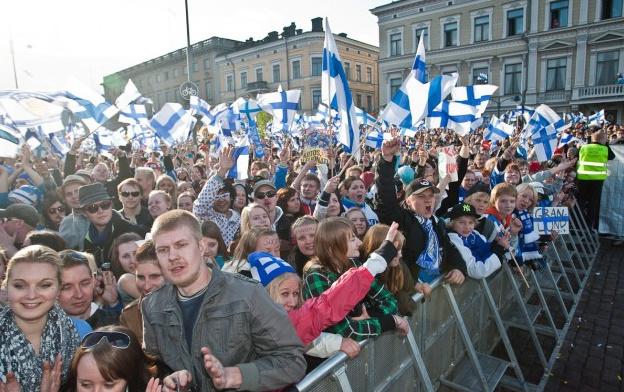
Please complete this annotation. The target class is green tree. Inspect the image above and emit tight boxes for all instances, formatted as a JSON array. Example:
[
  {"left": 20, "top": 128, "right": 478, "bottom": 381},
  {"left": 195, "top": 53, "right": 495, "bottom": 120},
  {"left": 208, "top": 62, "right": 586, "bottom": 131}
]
[{"left": 256, "top": 111, "right": 272, "bottom": 139}]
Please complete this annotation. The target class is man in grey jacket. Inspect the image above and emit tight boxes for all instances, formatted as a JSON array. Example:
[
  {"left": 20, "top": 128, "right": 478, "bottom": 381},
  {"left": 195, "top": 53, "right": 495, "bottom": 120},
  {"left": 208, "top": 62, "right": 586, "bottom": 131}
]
[{"left": 142, "top": 210, "right": 305, "bottom": 391}]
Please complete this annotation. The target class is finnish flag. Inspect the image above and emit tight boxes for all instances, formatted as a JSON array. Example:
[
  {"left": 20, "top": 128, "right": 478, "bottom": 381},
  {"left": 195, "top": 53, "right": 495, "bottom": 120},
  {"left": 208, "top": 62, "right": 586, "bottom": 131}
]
[
  {"left": 190, "top": 96, "right": 211, "bottom": 118},
  {"left": 532, "top": 123, "right": 559, "bottom": 162},
  {"left": 53, "top": 80, "right": 119, "bottom": 132},
  {"left": 115, "top": 79, "right": 141, "bottom": 110},
  {"left": 355, "top": 106, "right": 376, "bottom": 126},
  {"left": 228, "top": 139, "right": 251, "bottom": 180},
  {"left": 451, "top": 85, "right": 498, "bottom": 116},
  {"left": 525, "top": 104, "right": 568, "bottom": 136},
  {"left": 365, "top": 131, "right": 390, "bottom": 149},
  {"left": 0, "top": 91, "right": 66, "bottom": 135},
  {"left": 118, "top": 104, "right": 148, "bottom": 126},
  {"left": 413, "top": 34, "right": 427, "bottom": 83},
  {"left": 484, "top": 115, "right": 514, "bottom": 142},
  {"left": 322, "top": 18, "right": 360, "bottom": 158},
  {"left": 150, "top": 103, "right": 196, "bottom": 146},
  {"left": 426, "top": 100, "right": 477, "bottom": 136},
  {"left": 232, "top": 97, "right": 262, "bottom": 125},
  {"left": 257, "top": 88, "right": 300, "bottom": 133},
  {"left": 558, "top": 132, "right": 578, "bottom": 148},
  {"left": 587, "top": 109, "right": 605, "bottom": 126}
]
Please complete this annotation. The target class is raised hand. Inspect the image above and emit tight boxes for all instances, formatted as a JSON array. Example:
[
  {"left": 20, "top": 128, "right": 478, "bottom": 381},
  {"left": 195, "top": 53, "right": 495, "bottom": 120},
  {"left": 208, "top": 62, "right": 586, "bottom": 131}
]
[
  {"left": 384, "top": 222, "right": 399, "bottom": 243},
  {"left": 323, "top": 175, "right": 340, "bottom": 194},
  {"left": 381, "top": 137, "right": 400, "bottom": 162},
  {"left": 217, "top": 145, "right": 236, "bottom": 177},
  {"left": 40, "top": 354, "right": 62, "bottom": 392},
  {"left": 100, "top": 271, "right": 119, "bottom": 306}
]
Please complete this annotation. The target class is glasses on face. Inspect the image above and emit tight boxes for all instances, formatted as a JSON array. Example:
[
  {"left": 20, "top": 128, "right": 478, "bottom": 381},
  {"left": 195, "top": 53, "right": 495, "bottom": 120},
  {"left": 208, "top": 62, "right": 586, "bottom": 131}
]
[
  {"left": 215, "top": 192, "right": 230, "bottom": 200},
  {"left": 48, "top": 206, "right": 66, "bottom": 214},
  {"left": 255, "top": 190, "right": 276, "bottom": 200},
  {"left": 84, "top": 200, "right": 113, "bottom": 214},
  {"left": 81, "top": 331, "right": 131, "bottom": 349},
  {"left": 120, "top": 191, "right": 141, "bottom": 198}
]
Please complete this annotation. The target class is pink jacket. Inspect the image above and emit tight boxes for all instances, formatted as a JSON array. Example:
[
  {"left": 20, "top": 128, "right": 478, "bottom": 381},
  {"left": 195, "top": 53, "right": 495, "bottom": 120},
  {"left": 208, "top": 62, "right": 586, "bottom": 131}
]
[{"left": 288, "top": 266, "right": 375, "bottom": 345}]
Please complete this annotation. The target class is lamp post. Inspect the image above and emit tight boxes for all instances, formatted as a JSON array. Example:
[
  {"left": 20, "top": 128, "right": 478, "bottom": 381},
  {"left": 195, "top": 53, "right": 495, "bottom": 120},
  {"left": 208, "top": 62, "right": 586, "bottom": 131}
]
[
  {"left": 492, "top": 95, "right": 521, "bottom": 117},
  {"left": 179, "top": 0, "right": 199, "bottom": 102}
]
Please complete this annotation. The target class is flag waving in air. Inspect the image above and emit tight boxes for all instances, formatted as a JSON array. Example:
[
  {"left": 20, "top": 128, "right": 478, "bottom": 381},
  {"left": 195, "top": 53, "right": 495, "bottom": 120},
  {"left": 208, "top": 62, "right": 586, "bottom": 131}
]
[{"left": 322, "top": 18, "right": 360, "bottom": 158}]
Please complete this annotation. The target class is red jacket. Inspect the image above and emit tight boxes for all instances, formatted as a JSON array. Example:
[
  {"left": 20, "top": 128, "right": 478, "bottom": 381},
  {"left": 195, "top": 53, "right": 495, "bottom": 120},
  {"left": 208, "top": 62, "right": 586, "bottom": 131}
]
[{"left": 288, "top": 266, "right": 375, "bottom": 345}]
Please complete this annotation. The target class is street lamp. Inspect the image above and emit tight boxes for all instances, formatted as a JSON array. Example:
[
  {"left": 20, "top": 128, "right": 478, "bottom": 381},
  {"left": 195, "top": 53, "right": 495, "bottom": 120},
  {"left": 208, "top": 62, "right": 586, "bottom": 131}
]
[{"left": 491, "top": 95, "right": 521, "bottom": 117}]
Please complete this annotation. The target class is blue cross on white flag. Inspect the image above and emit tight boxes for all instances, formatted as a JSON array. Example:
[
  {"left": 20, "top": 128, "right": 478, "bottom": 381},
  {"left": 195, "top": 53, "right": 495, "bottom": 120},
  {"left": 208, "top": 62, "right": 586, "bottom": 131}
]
[
  {"left": 322, "top": 18, "right": 360, "bottom": 158},
  {"left": 118, "top": 104, "right": 148, "bottom": 126},
  {"left": 532, "top": 123, "right": 559, "bottom": 162},
  {"left": 227, "top": 137, "right": 251, "bottom": 180},
  {"left": 380, "top": 73, "right": 458, "bottom": 129},
  {"left": 53, "top": 79, "right": 119, "bottom": 132},
  {"left": 414, "top": 34, "right": 427, "bottom": 83},
  {"left": 232, "top": 97, "right": 262, "bottom": 125},
  {"left": 365, "top": 131, "right": 390, "bottom": 149},
  {"left": 219, "top": 108, "right": 242, "bottom": 136},
  {"left": 558, "top": 132, "right": 578, "bottom": 148},
  {"left": 484, "top": 115, "right": 514, "bottom": 142},
  {"left": 525, "top": 104, "right": 568, "bottom": 136},
  {"left": 150, "top": 103, "right": 196, "bottom": 146},
  {"left": 426, "top": 100, "right": 477, "bottom": 136},
  {"left": 115, "top": 79, "right": 141, "bottom": 110},
  {"left": 190, "top": 96, "right": 211, "bottom": 118},
  {"left": 355, "top": 106, "right": 376, "bottom": 126},
  {"left": 451, "top": 84, "right": 498, "bottom": 116},
  {"left": 257, "top": 88, "right": 300, "bottom": 133},
  {"left": 516, "top": 105, "right": 535, "bottom": 123},
  {"left": 587, "top": 109, "right": 605, "bottom": 126},
  {"left": 0, "top": 91, "right": 66, "bottom": 135},
  {"left": 200, "top": 103, "right": 228, "bottom": 127}
]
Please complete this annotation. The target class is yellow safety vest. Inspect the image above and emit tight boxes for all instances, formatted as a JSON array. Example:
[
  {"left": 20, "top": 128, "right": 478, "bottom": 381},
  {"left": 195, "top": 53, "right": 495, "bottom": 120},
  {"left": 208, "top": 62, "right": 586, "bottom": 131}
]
[{"left": 577, "top": 144, "right": 608, "bottom": 180}]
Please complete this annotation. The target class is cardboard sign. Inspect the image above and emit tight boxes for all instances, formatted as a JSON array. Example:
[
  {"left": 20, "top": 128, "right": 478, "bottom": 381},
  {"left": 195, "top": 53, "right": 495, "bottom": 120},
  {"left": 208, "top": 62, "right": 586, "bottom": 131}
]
[
  {"left": 301, "top": 148, "right": 328, "bottom": 164},
  {"left": 533, "top": 207, "right": 569, "bottom": 235},
  {"left": 438, "top": 146, "right": 458, "bottom": 182},
  {"left": 301, "top": 129, "right": 331, "bottom": 164}
]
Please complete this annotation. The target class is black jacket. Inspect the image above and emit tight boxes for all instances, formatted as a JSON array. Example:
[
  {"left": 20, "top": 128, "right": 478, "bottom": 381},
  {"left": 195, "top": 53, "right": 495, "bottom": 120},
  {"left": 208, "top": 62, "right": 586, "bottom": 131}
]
[
  {"left": 84, "top": 210, "right": 147, "bottom": 267},
  {"left": 375, "top": 156, "right": 467, "bottom": 281}
]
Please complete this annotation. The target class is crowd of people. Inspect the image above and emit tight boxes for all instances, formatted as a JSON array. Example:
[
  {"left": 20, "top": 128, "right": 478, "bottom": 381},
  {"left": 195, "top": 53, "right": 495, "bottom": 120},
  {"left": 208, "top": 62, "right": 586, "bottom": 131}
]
[{"left": 0, "top": 118, "right": 616, "bottom": 391}]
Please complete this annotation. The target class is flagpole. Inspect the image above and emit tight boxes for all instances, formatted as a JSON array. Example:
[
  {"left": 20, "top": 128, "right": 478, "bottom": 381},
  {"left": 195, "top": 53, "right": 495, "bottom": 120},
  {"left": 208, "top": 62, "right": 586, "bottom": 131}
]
[{"left": 9, "top": 31, "right": 19, "bottom": 89}]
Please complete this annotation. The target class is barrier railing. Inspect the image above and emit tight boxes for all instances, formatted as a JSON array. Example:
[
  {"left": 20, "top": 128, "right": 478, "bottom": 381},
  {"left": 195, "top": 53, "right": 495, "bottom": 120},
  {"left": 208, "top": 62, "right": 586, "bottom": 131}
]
[{"left": 293, "top": 206, "right": 597, "bottom": 392}]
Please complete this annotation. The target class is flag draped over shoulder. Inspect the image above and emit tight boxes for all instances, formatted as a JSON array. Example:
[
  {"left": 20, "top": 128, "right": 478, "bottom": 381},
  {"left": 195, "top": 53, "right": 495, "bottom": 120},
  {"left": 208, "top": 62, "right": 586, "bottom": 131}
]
[{"left": 322, "top": 18, "right": 360, "bottom": 158}]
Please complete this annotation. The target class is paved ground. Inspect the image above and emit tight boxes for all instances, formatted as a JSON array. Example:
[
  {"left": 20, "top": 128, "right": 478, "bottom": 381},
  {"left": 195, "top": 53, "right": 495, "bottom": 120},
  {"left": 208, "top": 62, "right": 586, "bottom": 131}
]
[{"left": 544, "top": 239, "right": 624, "bottom": 392}]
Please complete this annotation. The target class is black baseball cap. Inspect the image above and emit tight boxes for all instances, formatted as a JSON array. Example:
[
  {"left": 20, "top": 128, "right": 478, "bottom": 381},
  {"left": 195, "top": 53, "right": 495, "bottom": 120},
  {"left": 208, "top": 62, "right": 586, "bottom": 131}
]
[
  {"left": 405, "top": 178, "right": 440, "bottom": 198},
  {"left": 447, "top": 203, "right": 480, "bottom": 220}
]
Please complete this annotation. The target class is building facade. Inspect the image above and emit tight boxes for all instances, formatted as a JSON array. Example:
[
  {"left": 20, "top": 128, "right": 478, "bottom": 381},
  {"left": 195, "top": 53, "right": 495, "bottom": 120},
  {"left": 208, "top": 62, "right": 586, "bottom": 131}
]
[
  {"left": 214, "top": 18, "right": 379, "bottom": 113},
  {"left": 372, "top": 0, "right": 624, "bottom": 122},
  {"left": 102, "top": 18, "right": 379, "bottom": 115},
  {"left": 102, "top": 37, "right": 240, "bottom": 110}
]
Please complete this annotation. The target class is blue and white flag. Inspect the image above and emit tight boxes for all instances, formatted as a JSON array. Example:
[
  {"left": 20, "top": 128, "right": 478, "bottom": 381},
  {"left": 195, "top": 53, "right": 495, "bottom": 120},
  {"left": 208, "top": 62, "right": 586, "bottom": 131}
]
[
  {"left": 118, "top": 104, "right": 148, "bottom": 126},
  {"left": 525, "top": 104, "right": 568, "bottom": 136},
  {"left": 115, "top": 79, "right": 141, "bottom": 110},
  {"left": 558, "top": 132, "right": 578, "bottom": 148},
  {"left": 232, "top": 97, "right": 262, "bottom": 125},
  {"left": 451, "top": 84, "right": 498, "bottom": 116},
  {"left": 365, "top": 131, "right": 390, "bottom": 149},
  {"left": 0, "top": 124, "right": 21, "bottom": 158},
  {"left": 257, "top": 88, "right": 300, "bottom": 133},
  {"left": 190, "top": 96, "right": 211, "bottom": 118},
  {"left": 219, "top": 108, "right": 242, "bottom": 136},
  {"left": 426, "top": 100, "right": 477, "bottom": 136},
  {"left": 0, "top": 91, "right": 65, "bottom": 135},
  {"left": 587, "top": 109, "right": 605, "bottom": 126},
  {"left": 380, "top": 73, "right": 458, "bottom": 129},
  {"left": 322, "top": 18, "right": 360, "bottom": 157},
  {"left": 228, "top": 138, "right": 251, "bottom": 180},
  {"left": 516, "top": 105, "right": 535, "bottom": 123},
  {"left": 400, "top": 121, "right": 425, "bottom": 138},
  {"left": 532, "top": 123, "right": 559, "bottom": 162},
  {"left": 150, "top": 103, "right": 196, "bottom": 146},
  {"left": 53, "top": 80, "right": 119, "bottom": 132},
  {"left": 48, "top": 132, "right": 70, "bottom": 156},
  {"left": 201, "top": 103, "right": 228, "bottom": 126},
  {"left": 414, "top": 34, "right": 427, "bottom": 83},
  {"left": 484, "top": 115, "right": 514, "bottom": 142},
  {"left": 355, "top": 106, "right": 376, "bottom": 126}
]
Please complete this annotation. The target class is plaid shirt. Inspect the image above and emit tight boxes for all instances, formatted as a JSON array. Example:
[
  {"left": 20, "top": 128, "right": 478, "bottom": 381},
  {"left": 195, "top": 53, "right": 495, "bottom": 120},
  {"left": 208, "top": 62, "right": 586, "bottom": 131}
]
[{"left": 302, "top": 259, "right": 398, "bottom": 341}]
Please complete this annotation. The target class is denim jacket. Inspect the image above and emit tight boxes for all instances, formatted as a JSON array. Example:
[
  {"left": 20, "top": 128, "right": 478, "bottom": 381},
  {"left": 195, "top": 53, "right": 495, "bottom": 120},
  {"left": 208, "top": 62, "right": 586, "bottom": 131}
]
[{"left": 142, "top": 267, "right": 306, "bottom": 391}]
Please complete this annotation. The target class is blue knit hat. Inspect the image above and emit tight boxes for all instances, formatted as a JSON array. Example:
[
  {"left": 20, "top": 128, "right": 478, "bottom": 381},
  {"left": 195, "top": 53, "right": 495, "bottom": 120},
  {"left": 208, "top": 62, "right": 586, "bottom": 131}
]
[
  {"left": 248, "top": 252, "right": 296, "bottom": 287},
  {"left": 8, "top": 185, "right": 42, "bottom": 206}
]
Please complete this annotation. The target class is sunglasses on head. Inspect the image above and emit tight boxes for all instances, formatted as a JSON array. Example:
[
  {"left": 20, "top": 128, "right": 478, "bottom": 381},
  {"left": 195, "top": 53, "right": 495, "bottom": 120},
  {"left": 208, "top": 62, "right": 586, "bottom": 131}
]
[
  {"left": 255, "top": 190, "right": 276, "bottom": 200},
  {"left": 48, "top": 206, "right": 66, "bottom": 214},
  {"left": 120, "top": 191, "right": 141, "bottom": 198},
  {"left": 84, "top": 199, "right": 113, "bottom": 214},
  {"left": 81, "top": 331, "right": 131, "bottom": 349}
]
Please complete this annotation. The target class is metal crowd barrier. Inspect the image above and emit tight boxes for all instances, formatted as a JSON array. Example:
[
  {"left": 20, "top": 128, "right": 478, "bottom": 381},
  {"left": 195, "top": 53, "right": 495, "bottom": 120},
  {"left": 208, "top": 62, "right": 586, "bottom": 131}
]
[{"left": 293, "top": 205, "right": 598, "bottom": 392}]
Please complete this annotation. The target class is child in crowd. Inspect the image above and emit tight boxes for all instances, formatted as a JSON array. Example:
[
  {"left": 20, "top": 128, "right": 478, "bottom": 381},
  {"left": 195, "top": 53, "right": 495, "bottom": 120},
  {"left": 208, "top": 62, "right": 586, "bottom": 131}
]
[
  {"left": 223, "top": 228, "right": 280, "bottom": 278},
  {"left": 514, "top": 183, "right": 546, "bottom": 269},
  {"left": 485, "top": 183, "right": 523, "bottom": 260}
]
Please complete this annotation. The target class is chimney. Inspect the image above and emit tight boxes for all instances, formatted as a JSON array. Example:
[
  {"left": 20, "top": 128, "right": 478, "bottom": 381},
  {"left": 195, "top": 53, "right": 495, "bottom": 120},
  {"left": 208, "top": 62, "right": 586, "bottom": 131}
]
[
  {"left": 296, "top": 29, "right": 303, "bottom": 35},
  {"left": 266, "top": 31, "right": 279, "bottom": 41},
  {"left": 338, "top": 33, "right": 347, "bottom": 38},
  {"left": 311, "top": 17, "right": 323, "bottom": 32},
  {"left": 282, "top": 22, "right": 296, "bottom": 38}
]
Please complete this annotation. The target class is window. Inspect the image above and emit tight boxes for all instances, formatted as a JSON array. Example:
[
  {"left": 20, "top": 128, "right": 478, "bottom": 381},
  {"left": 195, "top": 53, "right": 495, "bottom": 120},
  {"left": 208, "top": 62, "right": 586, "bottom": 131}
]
[
  {"left": 273, "top": 63, "right": 281, "bottom": 82},
  {"left": 256, "top": 67, "right": 263, "bottom": 82},
  {"left": 390, "top": 77, "right": 402, "bottom": 98},
  {"left": 596, "top": 51, "right": 620, "bottom": 85},
  {"left": 292, "top": 60, "right": 301, "bottom": 79},
  {"left": 366, "top": 67, "right": 372, "bottom": 83},
  {"left": 546, "top": 58, "right": 567, "bottom": 90},
  {"left": 173, "top": 68, "right": 180, "bottom": 78},
  {"left": 312, "top": 89, "right": 321, "bottom": 109},
  {"left": 356, "top": 94, "right": 362, "bottom": 107},
  {"left": 356, "top": 65, "right": 362, "bottom": 81},
  {"left": 504, "top": 63, "right": 522, "bottom": 94},
  {"left": 192, "top": 62, "right": 198, "bottom": 72},
  {"left": 226, "top": 74, "right": 234, "bottom": 92},
  {"left": 474, "top": 15, "right": 489, "bottom": 42},
  {"left": 390, "top": 33, "right": 402, "bottom": 56},
  {"left": 415, "top": 27, "right": 429, "bottom": 49},
  {"left": 240, "top": 72, "right": 247, "bottom": 89},
  {"left": 311, "top": 57, "right": 322, "bottom": 76},
  {"left": 472, "top": 67, "right": 489, "bottom": 84},
  {"left": 345, "top": 62, "right": 351, "bottom": 80},
  {"left": 602, "top": 0, "right": 623, "bottom": 19},
  {"left": 204, "top": 58, "right": 210, "bottom": 70},
  {"left": 163, "top": 71, "right": 169, "bottom": 81},
  {"left": 205, "top": 81, "right": 212, "bottom": 100},
  {"left": 507, "top": 9, "right": 524, "bottom": 36},
  {"left": 366, "top": 95, "right": 373, "bottom": 113},
  {"left": 549, "top": 0, "right": 568, "bottom": 28},
  {"left": 444, "top": 22, "right": 458, "bottom": 47},
  {"left": 156, "top": 74, "right": 162, "bottom": 83}
]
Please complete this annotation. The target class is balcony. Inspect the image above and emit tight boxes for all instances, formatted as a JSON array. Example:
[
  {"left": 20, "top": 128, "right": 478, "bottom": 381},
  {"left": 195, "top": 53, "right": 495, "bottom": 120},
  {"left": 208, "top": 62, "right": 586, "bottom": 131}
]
[
  {"left": 246, "top": 81, "right": 269, "bottom": 94},
  {"left": 537, "top": 90, "right": 572, "bottom": 103},
  {"left": 572, "top": 84, "right": 624, "bottom": 103}
]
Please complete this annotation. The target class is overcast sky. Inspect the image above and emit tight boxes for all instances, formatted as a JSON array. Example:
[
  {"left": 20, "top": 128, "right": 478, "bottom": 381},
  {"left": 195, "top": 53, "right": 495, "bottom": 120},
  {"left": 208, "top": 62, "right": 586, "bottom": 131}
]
[{"left": 1, "top": 0, "right": 388, "bottom": 93}]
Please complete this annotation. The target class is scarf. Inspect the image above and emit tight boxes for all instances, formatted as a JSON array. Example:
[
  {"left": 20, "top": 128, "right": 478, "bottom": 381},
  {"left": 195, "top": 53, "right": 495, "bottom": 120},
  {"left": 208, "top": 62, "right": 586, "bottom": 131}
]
[
  {"left": 0, "top": 304, "right": 80, "bottom": 390},
  {"left": 515, "top": 209, "right": 540, "bottom": 261},
  {"left": 414, "top": 216, "right": 440, "bottom": 272},
  {"left": 87, "top": 219, "right": 113, "bottom": 247},
  {"left": 485, "top": 206, "right": 512, "bottom": 229},
  {"left": 457, "top": 231, "right": 493, "bottom": 263},
  {"left": 341, "top": 197, "right": 364, "bottom": 209}
]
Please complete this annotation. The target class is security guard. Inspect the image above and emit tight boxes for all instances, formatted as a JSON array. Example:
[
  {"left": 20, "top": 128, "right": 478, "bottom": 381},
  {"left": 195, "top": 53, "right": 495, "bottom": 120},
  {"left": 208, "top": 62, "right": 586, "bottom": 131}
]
[{"left": 576, "top": 127, "right": 614, "bottom": 230}]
